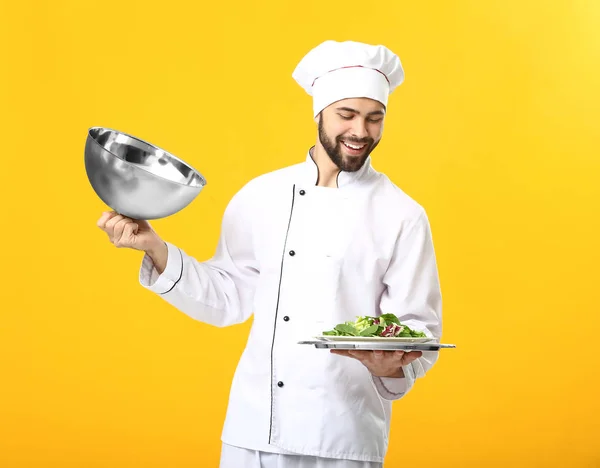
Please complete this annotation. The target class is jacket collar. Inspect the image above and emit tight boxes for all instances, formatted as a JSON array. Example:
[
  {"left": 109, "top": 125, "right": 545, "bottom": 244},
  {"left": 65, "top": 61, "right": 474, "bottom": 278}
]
[{"left": 302, "top": 146, "right": 374, "bottom": 188}]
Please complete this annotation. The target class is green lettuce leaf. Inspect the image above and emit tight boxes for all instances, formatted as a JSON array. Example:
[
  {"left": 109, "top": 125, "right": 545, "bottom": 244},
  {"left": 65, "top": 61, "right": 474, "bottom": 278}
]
[
  {"left": 358, "top": 324, "right": 379, "bottom": 336},
  {"left": 334, "top": 323, "right": 358, "bottom": 336},
  {"left": 321, "top": 313, "right": 428, "bottom": 339}
]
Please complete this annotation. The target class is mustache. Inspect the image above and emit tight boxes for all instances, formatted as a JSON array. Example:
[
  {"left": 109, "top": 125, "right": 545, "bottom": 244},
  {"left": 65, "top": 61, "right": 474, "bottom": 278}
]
[{"left": 337, "top": 136, "right": 372, "bottom": 144}]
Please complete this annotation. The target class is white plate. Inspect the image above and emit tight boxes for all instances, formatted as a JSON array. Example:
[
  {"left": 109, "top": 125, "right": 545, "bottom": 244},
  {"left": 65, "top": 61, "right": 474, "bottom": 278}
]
[{"left": 314, "top": 335, "right": 434, "bottom": 343}]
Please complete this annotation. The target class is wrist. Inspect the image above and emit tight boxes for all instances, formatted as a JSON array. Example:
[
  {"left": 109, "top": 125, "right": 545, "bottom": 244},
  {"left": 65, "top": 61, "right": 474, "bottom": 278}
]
[
  {"left": 145, "top": 238, "right": 165, "bottom": 256},
  {"left": 145, "top": 240, "right": 168, "bottom": 274}
]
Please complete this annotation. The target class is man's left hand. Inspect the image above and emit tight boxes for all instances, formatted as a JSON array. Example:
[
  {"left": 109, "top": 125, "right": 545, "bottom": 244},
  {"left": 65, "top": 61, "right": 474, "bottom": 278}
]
[{"left": 330, "top": 349, "right": 422, "bottom": 378}]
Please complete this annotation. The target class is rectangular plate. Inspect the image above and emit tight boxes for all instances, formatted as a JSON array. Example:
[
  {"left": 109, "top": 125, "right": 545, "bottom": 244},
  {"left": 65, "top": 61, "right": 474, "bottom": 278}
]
[
  {"left": 314, "top": 335, "right": 434, "bottom": 343},
  {"left": 298, "top": 339, "right": 456, "bottom": 351}
]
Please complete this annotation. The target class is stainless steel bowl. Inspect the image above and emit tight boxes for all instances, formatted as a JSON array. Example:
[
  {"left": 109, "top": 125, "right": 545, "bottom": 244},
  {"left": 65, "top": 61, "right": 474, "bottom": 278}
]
[{"left": 84, "top": 127, "right": 206, "bottom": 219}]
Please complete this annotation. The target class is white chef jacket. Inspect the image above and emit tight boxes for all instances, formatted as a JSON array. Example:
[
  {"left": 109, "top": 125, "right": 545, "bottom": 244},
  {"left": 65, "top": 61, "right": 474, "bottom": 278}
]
[{"left": 139, "top": 150, "right": 443, "bottom": 463}]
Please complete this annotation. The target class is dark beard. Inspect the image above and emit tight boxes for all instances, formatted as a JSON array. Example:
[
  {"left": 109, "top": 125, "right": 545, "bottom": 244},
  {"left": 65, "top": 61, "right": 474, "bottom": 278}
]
[{"left": 317, "top": 114, "right": 379, "bottom": 173}]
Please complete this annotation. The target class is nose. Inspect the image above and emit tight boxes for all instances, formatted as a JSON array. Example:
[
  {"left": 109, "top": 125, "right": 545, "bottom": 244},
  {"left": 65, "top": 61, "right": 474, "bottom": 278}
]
[{"left": 349, "top": 118, "right": 368, "bottom": 140}]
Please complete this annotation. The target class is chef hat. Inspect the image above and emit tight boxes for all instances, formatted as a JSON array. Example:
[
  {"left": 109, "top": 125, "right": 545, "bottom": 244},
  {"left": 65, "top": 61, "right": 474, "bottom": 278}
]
[{"left": 292, "top": 40, "right": 405, "bottom": 117}]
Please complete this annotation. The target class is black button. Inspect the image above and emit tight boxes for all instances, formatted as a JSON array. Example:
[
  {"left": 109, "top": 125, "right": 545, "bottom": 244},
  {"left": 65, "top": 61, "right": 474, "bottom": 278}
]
[
  {"left": 277, "top": 381, "right": 284, "bottom": 387},
  {"left": 299, "top": 190, "right": 306, "bottom": 195},
  {"left": 283, "top": 316, "right": 290, "bottom": 321},
  {"left": 289, "top": 250, "right": 295, "bottom": 256}
]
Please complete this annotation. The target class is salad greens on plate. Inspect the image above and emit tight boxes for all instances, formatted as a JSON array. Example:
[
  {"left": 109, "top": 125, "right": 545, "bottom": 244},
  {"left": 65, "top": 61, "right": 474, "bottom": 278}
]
[{"left": 322, "top": 313, "right": 427, "bottom": 338}]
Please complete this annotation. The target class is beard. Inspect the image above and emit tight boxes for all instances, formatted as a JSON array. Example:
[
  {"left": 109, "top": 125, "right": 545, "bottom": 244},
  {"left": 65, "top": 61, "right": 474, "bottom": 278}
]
[{"left": 318, "top": 114, "right": 380, "bottom": 172}]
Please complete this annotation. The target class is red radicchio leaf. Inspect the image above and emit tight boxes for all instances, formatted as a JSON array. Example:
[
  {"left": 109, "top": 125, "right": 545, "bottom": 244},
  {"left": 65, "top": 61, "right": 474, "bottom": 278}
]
[{"left": 381, "top": 324, "right": 405, "bottom": 337}]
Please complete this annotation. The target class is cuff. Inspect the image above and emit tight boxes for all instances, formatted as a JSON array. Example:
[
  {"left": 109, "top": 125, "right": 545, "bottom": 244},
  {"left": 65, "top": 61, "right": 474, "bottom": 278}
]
[
  {"left": 139, "top": 241, "right": 183, "bottom": 294},
  {"left": 372, "top": 364, "right": 415, "bottom": 400}
]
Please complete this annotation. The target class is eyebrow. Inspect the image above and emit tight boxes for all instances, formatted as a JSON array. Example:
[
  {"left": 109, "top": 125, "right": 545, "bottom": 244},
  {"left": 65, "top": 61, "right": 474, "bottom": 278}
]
[{"left": 336, "top": 107, "right": 385, "bottom": 116}]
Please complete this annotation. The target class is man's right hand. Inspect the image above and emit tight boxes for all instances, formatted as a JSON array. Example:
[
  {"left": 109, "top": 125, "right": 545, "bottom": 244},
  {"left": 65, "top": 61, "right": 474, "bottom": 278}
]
[{"left": 96, "top": 211, "right": 168, "bottom": 273}]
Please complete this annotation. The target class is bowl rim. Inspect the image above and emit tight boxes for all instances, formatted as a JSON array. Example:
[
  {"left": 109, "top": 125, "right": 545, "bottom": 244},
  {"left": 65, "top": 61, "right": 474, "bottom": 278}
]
[{"left": 87, "top": 126, "right": 207, "bottom": 188}]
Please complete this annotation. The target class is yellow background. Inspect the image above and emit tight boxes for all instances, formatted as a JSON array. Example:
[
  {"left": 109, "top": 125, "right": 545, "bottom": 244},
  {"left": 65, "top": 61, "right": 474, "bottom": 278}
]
[{"left": 1, "top": 0, "right": 599, "bottom": 466}]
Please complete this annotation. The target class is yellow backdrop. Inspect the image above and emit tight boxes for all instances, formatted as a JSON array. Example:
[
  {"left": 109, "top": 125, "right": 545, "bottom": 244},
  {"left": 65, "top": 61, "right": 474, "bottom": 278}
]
[{"left": 1, "top": 0, "right": 599, "bottom": 466}]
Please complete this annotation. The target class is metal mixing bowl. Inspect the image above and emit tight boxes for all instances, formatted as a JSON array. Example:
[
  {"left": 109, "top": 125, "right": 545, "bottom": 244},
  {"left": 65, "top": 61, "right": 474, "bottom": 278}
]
[{"left": 84, "top": 127, "right": 206, "bottom": 219}]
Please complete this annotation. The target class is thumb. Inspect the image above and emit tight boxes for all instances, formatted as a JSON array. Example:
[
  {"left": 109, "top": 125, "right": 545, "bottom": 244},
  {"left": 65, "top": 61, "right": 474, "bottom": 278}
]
[{"left": 121, "top": 222, "right": 139, "bottom": 244}]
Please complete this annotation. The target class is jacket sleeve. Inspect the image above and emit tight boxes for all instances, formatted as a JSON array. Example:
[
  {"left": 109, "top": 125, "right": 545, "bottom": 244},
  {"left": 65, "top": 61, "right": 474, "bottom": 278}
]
[
  {"left": 372, "top": 209, "right": 443, "bottom": 401},
  {"left": 138, "top": 183, "right": 260, "bottom": 327}
]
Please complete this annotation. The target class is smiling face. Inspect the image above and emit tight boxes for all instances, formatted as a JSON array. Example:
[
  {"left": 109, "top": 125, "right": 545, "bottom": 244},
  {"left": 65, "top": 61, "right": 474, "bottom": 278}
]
[{"left": 316, "top": 97, "right": 386, "bottom": 172}]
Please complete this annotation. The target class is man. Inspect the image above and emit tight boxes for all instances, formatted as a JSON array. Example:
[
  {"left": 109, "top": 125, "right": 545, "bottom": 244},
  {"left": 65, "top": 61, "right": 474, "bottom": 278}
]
[{"left": 97, "top": 40, "right": 442, "bottom": 468}]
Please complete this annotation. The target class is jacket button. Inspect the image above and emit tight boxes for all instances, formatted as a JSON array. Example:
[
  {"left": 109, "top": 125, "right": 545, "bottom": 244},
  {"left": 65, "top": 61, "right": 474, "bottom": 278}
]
[
  {"left": 283, "top": 316, "right": 289, "bottom": 321},
  {"left": 289, "top": 250, "right": 295, "bottom": 256},
  {"left": 299, "top": 189, "right": 306, "bottom": 195},
  {"left": 277, "top": 381, "right": 284, "bottom": 387}
]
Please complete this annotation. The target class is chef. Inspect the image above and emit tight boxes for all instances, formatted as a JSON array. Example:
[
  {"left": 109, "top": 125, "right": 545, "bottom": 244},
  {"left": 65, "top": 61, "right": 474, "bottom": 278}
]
[{"left": 97, "top": 40, "right": 443, "bottom": 468}]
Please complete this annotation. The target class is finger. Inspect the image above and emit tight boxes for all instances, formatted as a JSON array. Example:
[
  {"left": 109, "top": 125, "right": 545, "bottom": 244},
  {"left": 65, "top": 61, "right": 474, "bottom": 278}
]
[
  {"left": 390, "top": 350, "right": 406, "bottom": 364},
  {"left": 370, "top": 350, "right": 399, "bottom": 365},
  {"left": 401, "top": 351, "right": 422, "bottom": 365},
  {"left": 112, "top": 218, "right": 131, "bottom": 245},
  {"left": 347, "top": 350, "right": 370, "bottom": 360},
  {"left": 116, "top": 222, "right": 138, "bottom": 248},
  {"left": 120, "top": 223, "right": 138, "bottom": 246},
  {"left": 96, "top": 211, "right": 118, "bottom": 230},
  {"left": 104, "top": 214, "right": 126, "bottom": 238},
  {"left": 369, "top": 350, "right": 405, "bottom": 367},
  {"left": 330, "top": 350, "right": 356, "bottom": 359},
  {"left": 105, "top": 214, "right": 124, "bottom": 230},
  {"left": 125, "top": 222, "right": 139, "bottom": 237},
  {"left": 332, "top": 349, "right": 364, "bottom": 360}
]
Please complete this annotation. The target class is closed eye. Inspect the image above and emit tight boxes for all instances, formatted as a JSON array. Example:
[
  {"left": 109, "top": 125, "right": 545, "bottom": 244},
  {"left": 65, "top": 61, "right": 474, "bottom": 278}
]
[{"left": 338, "top": 114, "right": 382, "bottom": 123}]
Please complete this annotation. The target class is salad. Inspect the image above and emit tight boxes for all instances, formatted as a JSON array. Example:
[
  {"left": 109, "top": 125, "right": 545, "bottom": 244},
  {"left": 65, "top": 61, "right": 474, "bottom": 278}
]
[{"left": 322, "top": 313, "right": 427, "bottom": 338}]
